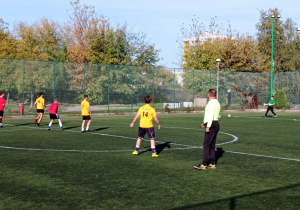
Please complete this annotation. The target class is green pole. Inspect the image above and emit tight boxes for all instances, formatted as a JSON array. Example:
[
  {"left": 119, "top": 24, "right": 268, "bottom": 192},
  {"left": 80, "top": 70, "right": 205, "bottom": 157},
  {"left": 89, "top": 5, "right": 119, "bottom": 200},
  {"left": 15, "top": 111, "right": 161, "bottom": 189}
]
[
  {"left": 22, "top": 60, "right": 25, "bottom": 115},
  {"left": 256, "top": 72, "right": 259, "bottom": 109},
  {"left": 210, "top": 70, "right": 211, "bottom": 89},
  {"left": 270, "top": 18, "right": 274, "bottom": 99},
  {"left": 174, "top": 69, "right": 176, "bottom": 111},
  {"left": 83, "top": 63, "right": 86, "bottom": 95},
  {"left": 131, "top": 66, "right": 133, "bottom": 112},
  {"left": 289, "top": 71, "right": 292, "bottom": 110},
  {"left": 53, "top": 61, "right": 56, "bottom": 101},
  {"left": 107, "top": 66, "right": 110, "bottom": 113},
  {"left": 266, "top": 16, "right": 280, "bottom": 98},
  {"left": 152, "top": 66, "right": 155, "bottom": 107},
  {"left": 192, "top": 69, "right": 194, "bottom": 107}
]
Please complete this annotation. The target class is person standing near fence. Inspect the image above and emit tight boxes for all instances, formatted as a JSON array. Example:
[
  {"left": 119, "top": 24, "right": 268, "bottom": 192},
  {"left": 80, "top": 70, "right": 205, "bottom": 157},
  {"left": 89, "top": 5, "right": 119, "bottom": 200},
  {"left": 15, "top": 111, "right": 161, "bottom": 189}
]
[
  {"left": 0, "top": 91, "right": 6, "bottom": 128},
  {"left": 81, "top": 95, "right": 92, "bottom": 133},
  {"left": 34, "top": 92, "right": 46, "bottom": 126},
  {"left": 194, "top": 89, "right": 220, "bottom": 170},
  {"left": 226, "top": 89, "right": 231, "bottom": 106},
  {"left": 264, "top": 96, "right": 277, "bottom": 118},
  {"left": 130, "top": 95, "right": 161, "bottom": 157}
]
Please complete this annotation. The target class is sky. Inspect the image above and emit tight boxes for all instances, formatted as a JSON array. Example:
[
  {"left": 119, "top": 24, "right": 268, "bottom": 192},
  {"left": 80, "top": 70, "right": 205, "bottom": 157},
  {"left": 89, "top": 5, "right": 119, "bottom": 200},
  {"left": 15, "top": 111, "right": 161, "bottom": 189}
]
[{"left": 1, "top": 0, "right": 299, "bottom": 68}]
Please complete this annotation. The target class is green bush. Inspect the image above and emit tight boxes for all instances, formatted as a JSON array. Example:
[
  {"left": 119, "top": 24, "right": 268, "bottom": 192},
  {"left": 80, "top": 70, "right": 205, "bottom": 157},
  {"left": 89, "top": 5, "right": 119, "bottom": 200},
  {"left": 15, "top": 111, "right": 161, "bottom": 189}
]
[{"left": 275, "top": 90, "right": 287, "bottom": 109}]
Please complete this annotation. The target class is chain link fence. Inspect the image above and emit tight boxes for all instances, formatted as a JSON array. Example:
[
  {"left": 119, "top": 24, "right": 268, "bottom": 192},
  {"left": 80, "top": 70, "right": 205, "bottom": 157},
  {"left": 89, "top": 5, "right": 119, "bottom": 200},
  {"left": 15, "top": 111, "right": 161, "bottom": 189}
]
[{"left": 0, "top": 58, "right": 299, "bottom": 115}]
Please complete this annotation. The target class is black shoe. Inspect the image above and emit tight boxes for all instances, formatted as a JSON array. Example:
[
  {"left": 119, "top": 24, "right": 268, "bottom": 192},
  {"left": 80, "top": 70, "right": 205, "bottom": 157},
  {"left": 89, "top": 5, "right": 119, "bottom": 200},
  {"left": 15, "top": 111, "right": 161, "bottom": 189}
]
[
  {"left": 81, "top": 131, "right": 85, "bottom": 133},
  {"left": 60, "top": 127, "right": 64, "bottom": 130},
  {"left": 47, "top": 127, "right": 51, "bottom": 130},
  {"left": 0, "top": 125, "right": 3, "bottom": 128},
  {"left": 85, "top": 130, "right": 91, "bottom": 133}
]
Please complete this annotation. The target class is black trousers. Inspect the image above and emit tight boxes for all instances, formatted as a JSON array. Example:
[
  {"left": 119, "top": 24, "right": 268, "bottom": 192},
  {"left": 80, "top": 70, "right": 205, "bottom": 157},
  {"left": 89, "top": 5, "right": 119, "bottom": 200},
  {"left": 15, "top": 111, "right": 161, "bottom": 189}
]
[
  {"left": 265, "top": 106, "right": 276, "bottom": 116},
  {"left": 202, "top": 121, "right": 219, "bottom": 166}
]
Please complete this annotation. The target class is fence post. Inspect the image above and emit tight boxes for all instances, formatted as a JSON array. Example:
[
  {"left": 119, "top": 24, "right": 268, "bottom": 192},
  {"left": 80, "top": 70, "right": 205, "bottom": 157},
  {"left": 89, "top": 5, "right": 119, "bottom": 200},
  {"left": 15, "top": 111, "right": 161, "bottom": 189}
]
[
  {"left": 257, "top": 72, "right": 259, "bottom": 108},
  {"left": 152, "top": 66, "right": 155, "bottom": 108},
  {"left": 22, "top": 59, "right": 25, "bottom": 115},
  {"left": 53, "top": 61, "right": 56, "bottom": 101},
  {"left": 192, "top": 69, "right": 194, "bottom": 107},
  {"left": 107, "top": 65, "right": 110, "bottom": 113},
  {"left": 131, "top": 66, "right": 133, "bottom": 112},
  {"left": 174, "top": 68, "right": 176, "bottom": 111},
  {"left": 83, "top": 63, "right": 86, "bottom": 95},
  {"left": 210, "top": 70, "right": 211, "bottom": 89},
  {"left": 289, "top": 71, "right": 292, "bottom": 110}
]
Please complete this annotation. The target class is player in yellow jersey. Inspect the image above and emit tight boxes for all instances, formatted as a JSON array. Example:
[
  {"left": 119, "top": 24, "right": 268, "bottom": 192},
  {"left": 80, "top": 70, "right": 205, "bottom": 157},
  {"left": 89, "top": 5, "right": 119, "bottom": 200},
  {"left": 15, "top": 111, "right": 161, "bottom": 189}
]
[
  {"left": 81, "top": 95, "right": 92, "bottom": 133},
  {"left": 130, "top": 95, "right": 161, "bottom": 157},
  {"left": 34, "top": 92, "right": 46, "bottom": 126}
]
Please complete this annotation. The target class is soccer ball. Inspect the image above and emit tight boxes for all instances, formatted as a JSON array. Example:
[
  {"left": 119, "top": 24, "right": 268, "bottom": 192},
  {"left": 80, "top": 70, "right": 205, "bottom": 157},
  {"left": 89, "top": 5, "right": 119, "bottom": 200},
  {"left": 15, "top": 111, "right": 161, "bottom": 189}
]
[{"left": 228, "top": 114, "right": 231, "bottom": 118}]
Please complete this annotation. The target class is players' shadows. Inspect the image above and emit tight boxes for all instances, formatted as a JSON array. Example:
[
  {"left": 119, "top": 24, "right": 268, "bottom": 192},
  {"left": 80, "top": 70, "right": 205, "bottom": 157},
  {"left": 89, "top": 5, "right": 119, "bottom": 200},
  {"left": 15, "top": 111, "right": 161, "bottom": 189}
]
[
  {"left": 139, "top": 142, "right": 171, "bottom": 155},
  {"left": 63, "top": 126, "right": 81, "bottom": 130},
  {"left": 207, "top": 147, "right": 225, "bottom": 165},
  {"left": 156, "top": 142, "right": 171, "bottom": 154},
  {"left": 93, "top": 127, "right": 109, "bottom": 131},
  {"left": 215, "top": 147, "right": 225, "bottom": 164},
  {"left": 14, "top": 123, "right": 35, "bottom": 126}
]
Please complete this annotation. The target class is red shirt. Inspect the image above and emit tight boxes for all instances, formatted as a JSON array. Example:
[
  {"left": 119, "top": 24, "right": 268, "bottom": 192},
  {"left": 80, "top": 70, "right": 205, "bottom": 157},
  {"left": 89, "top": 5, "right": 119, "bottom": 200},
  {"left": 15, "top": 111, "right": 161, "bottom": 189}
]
[
  {"left": 48, "top": 102, "right": 59, "bottom": 114},
  {"left": 0, "top": 97, "right": 5, "bottom": 111}
]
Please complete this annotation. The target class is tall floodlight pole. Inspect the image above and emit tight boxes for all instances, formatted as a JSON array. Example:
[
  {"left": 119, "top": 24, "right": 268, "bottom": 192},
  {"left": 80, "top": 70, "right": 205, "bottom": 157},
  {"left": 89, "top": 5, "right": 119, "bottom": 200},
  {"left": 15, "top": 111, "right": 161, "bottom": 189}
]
[
  {"left": 266, "top": 14, "right": 280, "bottom": 99},
  {"left": 216, "top": 58, "right": 221, "bottom": 100}
]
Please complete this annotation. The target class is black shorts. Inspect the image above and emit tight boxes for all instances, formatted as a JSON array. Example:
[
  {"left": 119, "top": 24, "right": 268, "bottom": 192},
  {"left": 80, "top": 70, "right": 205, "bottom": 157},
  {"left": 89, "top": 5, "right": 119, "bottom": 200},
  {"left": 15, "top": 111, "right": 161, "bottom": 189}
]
[
  {"left": 37, "top": 109, "right": 44, "bottom": 113},
  {"left": 0, "top": 111, "right": 3, "bottom": 117},
  {"left": 50, "top": 114, "right": 59, "bottom": 120},
  {"left": 82, "top": 115, "right": 91, "bottom": 120},
  {"left": 138, "top": 127, "right": 156, "bottom": 140}
]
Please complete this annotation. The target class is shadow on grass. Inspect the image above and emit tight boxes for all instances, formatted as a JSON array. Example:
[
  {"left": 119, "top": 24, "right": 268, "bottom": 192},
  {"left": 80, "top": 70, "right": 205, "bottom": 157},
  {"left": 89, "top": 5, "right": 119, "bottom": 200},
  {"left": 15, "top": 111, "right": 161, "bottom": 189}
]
[
  {"left": 13, "top": 123, "right": 36, "bottom": 126},
  {"left": 139, "top": 142, "right": 172, "bottom": 155},
  {"left": 216, "top": 147, "right": 225, "bottom": 164},
  {"left": 156, "top": 142, "right": 171, "bottom": 154},
  {"left": 63, "top": 126, "right": 81, "bottom": 130},
  {"left": 93, "top": 127, "right": 109, "bottom": 131},
  {"left": 171, "top": 183, "right": 300, "bottom": 210}
]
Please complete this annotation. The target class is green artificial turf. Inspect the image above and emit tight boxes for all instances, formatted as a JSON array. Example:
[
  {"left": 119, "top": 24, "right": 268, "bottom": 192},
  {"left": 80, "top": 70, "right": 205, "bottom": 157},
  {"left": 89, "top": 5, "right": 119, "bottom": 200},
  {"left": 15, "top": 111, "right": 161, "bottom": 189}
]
[{"left": 0, "top": 112, "right": 299, "bottom": 209}]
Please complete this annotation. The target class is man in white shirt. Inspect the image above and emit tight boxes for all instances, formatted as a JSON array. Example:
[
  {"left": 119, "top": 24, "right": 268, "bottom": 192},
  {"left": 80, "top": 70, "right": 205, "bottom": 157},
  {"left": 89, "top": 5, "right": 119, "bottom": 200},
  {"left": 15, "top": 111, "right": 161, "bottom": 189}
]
[{"left": 194, "top": 89, "right": 221, "bottom": 170}]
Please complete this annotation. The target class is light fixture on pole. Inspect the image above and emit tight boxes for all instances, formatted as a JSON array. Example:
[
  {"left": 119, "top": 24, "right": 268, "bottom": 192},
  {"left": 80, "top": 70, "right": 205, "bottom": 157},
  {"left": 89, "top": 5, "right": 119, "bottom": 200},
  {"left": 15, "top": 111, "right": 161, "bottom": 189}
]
[
  {"left": 216, "top": 58, "right": 221, "bottom": 100},
  {"left": 265, "top": 14, "right": 281, "bottom": 99}
]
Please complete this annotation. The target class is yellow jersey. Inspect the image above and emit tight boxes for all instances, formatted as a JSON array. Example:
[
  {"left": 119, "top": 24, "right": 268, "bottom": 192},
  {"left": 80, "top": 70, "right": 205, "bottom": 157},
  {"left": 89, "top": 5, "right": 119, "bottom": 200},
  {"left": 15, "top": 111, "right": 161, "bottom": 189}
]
[
  {"left": 35, "top": 97, "right": 45, "bottom": 109},
  {"left": 137, "top": 104, "right": 157, "bottom": 128},
  {"left": 81, "top": 100, "right": 90, "bottom": 116}
]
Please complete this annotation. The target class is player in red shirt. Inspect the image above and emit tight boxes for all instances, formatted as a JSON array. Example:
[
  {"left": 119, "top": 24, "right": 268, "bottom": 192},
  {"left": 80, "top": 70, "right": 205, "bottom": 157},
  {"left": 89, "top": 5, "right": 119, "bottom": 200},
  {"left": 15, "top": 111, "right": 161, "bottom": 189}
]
[
  {"left": 47, "top": 98, "right": 63, "bottom": 130},
  {"left": 0, "top": 91, "right": 6, "bottom": 128}
]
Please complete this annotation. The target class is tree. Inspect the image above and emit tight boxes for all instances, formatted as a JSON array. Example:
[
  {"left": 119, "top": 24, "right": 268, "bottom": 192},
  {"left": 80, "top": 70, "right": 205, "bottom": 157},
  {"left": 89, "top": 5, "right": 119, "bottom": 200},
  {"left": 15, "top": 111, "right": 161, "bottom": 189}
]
[
  {"left": 256, "top": 8, "right": 300, "bottom": 72},
  {"left": 0, "top": 20, "right": 19, "bottom": 103},
  {"left": 64, "top": 0, "right": 96, "bottom": 63}
]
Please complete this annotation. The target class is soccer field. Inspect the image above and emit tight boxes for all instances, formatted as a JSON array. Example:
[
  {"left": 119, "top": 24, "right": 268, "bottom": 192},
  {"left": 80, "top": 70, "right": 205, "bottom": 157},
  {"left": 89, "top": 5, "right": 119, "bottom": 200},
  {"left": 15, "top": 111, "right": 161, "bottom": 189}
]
[{"left": 0, "top": 112, "right": 299, "bottom": 209}]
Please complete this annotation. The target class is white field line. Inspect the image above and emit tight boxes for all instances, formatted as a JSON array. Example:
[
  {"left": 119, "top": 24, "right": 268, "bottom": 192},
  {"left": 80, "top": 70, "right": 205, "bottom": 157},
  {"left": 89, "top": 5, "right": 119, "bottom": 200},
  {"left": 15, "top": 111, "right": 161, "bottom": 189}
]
[
  {"left": 1, "top": 125, "right": 300, "bottom": 162},
  {"left": 233, "top": 115, "right": 299, "bottom": 121},
  {"left": 2, "top": 124, "right": 239, "bottom": 148},
  {"left": 226, "top": 150, "right": 300, "bottom": 162},
  {"left": 1, "top": 124, "right": 238, "bottom": 151}
]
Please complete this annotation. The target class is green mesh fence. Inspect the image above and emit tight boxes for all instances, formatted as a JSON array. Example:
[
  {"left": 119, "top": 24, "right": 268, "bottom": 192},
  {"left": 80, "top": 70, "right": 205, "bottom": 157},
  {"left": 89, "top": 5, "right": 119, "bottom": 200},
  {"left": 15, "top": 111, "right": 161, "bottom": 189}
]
[{"left": 0, "top": 58, "right": 299, "bottom": 115}]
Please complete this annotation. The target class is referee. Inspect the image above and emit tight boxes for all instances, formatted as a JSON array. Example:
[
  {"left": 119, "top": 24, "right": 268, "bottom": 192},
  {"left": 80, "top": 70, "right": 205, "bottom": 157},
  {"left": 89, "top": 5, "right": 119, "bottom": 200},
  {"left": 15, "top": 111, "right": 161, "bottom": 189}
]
[{"left": 194, "top": 89, "right": 221, "bottom": 170}]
